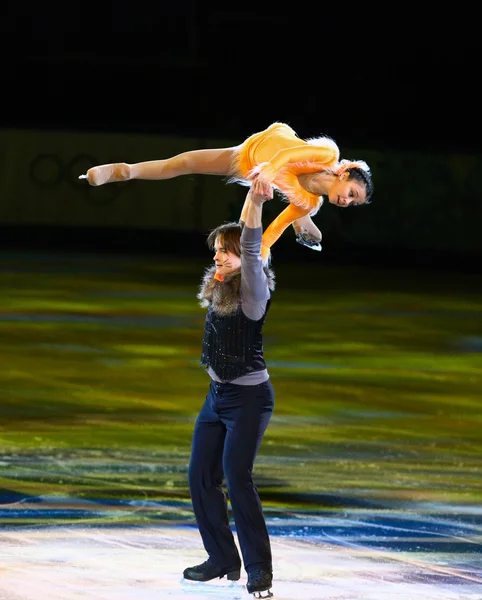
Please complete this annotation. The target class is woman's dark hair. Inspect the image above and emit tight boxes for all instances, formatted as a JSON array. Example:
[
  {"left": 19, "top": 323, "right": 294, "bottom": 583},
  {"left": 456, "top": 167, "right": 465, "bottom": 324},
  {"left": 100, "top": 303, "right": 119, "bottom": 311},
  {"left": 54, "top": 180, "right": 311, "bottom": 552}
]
[{"left": 207, "top": 221, "right": 243, "bottom": 257}]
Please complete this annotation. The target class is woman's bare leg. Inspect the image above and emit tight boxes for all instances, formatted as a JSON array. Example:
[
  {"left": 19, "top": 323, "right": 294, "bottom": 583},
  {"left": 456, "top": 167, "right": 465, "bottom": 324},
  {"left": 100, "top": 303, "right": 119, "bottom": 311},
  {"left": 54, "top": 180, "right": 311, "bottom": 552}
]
[
  {"left": 80, "top": 147, "right": 238, "bottom": 186},
  {"left": 291, "top": 215, "right": 322, "bottom": 251},
  {"left": 293, "top": 214, "right": 322, "bottom": 241}
]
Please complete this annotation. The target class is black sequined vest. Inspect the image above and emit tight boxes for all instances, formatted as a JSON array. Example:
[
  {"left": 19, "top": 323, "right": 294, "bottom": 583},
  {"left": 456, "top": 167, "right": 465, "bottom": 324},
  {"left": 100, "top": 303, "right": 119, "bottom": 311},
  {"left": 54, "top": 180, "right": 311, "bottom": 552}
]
[{"left": 200, "top": 301, "right": 271, "bottom": 383}]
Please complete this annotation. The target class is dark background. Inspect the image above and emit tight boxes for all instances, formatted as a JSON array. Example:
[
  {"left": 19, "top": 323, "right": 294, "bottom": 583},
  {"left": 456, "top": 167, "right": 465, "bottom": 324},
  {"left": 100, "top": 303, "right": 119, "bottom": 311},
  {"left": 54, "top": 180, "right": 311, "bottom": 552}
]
[
  {"left": 1, "top": 3, "right": 481, "bottom": 270},
  {"left": 2, "top": 4, "right": 479, "bottom": 151}
]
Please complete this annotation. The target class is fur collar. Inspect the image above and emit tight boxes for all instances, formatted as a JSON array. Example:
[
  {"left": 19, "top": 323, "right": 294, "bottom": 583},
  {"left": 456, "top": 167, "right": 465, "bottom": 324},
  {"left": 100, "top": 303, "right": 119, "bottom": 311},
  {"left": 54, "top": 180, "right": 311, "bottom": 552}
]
[{"left": 197, "top": 265, "right": 275, "bottom": 316}]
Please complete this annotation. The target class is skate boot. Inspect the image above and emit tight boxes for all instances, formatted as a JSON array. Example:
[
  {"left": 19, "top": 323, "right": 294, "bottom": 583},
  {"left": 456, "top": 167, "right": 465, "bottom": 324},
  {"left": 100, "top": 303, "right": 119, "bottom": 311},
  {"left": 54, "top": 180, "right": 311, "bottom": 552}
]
[
  {"left": 183, "top": 557, "right": 241, "bottom": 582},
  {"left": 246, "top": 567, "right": 273, "bottom": 598},
  {"left": 78, "top": 163, "right": 131, "bottom": 186},
  {"left": 296, "top": 231, "right": 322, "bottom": 252}
]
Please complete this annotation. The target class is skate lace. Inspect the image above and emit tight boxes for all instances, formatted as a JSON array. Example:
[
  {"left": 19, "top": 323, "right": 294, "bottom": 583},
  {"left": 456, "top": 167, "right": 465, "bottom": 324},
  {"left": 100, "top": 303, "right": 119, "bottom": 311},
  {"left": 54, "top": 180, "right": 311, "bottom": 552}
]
[{"left": 199, "top": 558, "right": 214, "bottom": 569}]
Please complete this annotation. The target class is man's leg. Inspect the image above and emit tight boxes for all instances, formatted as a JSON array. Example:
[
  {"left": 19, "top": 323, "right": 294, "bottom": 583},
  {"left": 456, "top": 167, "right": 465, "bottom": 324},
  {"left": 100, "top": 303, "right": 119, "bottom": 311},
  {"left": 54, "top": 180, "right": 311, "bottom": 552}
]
[
  {"left": 218, "top": 381, "right": 275, "bottom": 572},
  {"left": 187, "top": 381, "right": 241, "bottom": 569}
]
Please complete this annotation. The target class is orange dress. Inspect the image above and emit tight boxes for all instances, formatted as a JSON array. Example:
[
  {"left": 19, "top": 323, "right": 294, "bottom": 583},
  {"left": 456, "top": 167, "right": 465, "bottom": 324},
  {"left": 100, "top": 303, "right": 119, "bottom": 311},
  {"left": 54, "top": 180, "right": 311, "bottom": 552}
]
[{"left": 229, "top": 122, "right": 340, "bottom": 259}]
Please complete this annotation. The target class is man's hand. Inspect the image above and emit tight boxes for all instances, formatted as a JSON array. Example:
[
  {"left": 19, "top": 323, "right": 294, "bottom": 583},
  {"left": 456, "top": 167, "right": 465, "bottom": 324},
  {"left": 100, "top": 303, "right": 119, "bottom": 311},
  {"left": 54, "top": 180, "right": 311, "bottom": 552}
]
[
  {"left": 251, "top": 176, "right": 273, "bottom": 200},
  {"left": 243, "top": 184, "right": 271, "bottom": 229},
  {"left": 250, "top": 177, "right": 273, "bottom": 203}
]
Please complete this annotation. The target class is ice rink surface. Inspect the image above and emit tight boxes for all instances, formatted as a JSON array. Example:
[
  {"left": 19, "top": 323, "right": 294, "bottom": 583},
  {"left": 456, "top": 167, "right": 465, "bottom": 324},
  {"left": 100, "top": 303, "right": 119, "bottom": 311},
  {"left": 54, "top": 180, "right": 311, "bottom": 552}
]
[
  {"left": 1, "top": 254, "right": 481, "bottom": 599},
  {"left": 1, "top": 501, "right": 481, "bottom": 600}
]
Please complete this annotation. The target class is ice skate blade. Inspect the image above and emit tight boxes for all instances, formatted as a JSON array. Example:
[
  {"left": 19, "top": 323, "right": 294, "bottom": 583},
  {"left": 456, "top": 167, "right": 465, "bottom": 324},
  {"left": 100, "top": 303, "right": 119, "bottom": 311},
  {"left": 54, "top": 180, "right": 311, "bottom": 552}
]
[
  {"left": 296, "top": 235, "right": 322, "bottom": 252},
  {"left": 298, "top": 241, "right": 322, "bottom": 252},
  {"left": 251, "top": 590, "right": 273, "bottom": 599},
  {"left": 181, "top": 577, "right": 242, "bottom": 587}
]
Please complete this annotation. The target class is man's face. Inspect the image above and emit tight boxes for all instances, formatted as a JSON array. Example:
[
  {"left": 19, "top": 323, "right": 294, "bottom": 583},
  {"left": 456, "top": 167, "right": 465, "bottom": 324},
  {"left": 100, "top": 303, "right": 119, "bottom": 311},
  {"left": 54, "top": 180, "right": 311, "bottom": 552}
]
[{"left": 213, "top": 236, "right": 241, "bottom": 277}]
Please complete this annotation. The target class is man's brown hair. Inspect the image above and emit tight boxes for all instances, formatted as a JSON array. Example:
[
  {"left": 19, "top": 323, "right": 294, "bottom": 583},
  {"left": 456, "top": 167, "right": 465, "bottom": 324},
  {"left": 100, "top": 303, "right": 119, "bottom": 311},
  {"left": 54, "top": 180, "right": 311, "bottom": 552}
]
[{"left": 207, "top": 222, "right": 243, "bottom": 257}]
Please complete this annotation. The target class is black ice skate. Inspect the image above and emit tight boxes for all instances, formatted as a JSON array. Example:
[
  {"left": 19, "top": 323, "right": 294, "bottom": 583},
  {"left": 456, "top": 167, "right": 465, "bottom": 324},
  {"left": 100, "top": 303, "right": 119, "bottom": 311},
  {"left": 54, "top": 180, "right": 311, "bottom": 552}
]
[
  {"left": 247, "top": 567, "right": 273, "bottom": 598},
  {"left": 183, "top": 557, "right": 241, "bottom": 582},
  {"left": 296, "top": 231, "right": 322, "bottom": 252}
]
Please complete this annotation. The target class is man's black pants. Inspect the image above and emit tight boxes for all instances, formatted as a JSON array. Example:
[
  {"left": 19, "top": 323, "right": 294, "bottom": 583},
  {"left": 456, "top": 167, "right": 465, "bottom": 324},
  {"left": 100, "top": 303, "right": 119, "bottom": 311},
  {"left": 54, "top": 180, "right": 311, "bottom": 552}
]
[{"left": 188, "top": 378, "right": 275, "bottom": 572}]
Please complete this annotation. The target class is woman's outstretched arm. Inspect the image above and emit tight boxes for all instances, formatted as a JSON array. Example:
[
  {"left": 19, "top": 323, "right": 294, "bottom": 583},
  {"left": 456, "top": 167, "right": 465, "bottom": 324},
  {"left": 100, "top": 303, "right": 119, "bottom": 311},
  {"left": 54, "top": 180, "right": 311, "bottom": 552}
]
[
  {"left": 248, "top": 144, "right": 339, "bottom": 185},
  {"left": 261, "top": 202, "right": 312, "bottom": 261}
]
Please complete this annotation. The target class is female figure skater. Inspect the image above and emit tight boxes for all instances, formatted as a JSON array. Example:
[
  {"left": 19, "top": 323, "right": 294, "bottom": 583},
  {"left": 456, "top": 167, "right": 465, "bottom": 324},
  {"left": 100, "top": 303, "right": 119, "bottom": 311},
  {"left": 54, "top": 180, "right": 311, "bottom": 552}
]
[{"left": 79, "top": 122, "right": 373, "bottom": 261}]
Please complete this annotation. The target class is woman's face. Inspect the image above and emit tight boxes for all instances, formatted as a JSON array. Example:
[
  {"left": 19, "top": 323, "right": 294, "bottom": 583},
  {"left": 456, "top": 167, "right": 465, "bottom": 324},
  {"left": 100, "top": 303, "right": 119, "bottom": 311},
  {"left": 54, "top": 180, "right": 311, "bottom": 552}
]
[
  {"left": 213, "top": 236, "right": 241, "bottom": 278},
  {"left": 328, "top": 172, "right": 367, "bottom": 207}
]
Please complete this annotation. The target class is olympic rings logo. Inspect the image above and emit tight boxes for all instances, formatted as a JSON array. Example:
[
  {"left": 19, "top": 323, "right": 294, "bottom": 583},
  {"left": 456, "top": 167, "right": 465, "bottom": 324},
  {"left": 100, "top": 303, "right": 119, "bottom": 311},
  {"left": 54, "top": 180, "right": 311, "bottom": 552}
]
[{"left": 29, "top": 153, "right": 124, "bottom": 205}]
